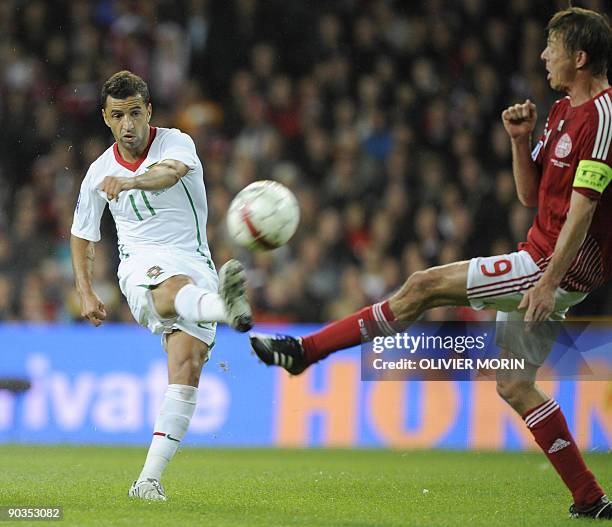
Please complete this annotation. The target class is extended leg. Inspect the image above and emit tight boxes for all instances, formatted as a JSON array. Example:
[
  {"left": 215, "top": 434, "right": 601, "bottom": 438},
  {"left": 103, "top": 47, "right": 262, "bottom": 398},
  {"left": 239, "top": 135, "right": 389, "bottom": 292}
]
[
  {"left": 129, "top": 331, "right": 209, "bottom": 500},
  {"left": 250, "top": 261, "right": 470, "bottom": 374}
]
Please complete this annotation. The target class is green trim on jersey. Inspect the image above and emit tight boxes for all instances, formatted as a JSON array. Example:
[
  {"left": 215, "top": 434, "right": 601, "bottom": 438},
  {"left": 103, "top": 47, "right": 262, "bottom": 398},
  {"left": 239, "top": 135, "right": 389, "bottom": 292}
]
[
  {"left": 179, "top": 180, "right": 205, "bottom": 256},
  {"left": 141, "top": 191, "right": 156, "bottom": 216},
  {"left": 573, "top": 160, "right": 612, "bottom": 194},
  {"left": 129, "top": 194, "right": 144, "bottom": 221}
]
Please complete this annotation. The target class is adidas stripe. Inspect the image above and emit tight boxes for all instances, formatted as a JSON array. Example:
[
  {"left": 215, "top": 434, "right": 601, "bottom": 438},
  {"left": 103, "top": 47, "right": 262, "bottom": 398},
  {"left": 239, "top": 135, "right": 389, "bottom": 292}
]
[
  {"left": 372, "top": 302, "right": 395, "bottom": 336},
  {"left": 593, "top": 94, "right": 612, "bottom": 160},
  {"left": 524, "top": 399, "right": 560, "bottom": 428}
]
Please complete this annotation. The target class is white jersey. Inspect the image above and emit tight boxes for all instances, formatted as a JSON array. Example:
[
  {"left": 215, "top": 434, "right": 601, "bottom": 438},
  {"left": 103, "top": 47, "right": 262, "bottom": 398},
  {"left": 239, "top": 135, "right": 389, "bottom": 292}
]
[{"left": 71, "top": 127, "right": 212, "bottom": 263}]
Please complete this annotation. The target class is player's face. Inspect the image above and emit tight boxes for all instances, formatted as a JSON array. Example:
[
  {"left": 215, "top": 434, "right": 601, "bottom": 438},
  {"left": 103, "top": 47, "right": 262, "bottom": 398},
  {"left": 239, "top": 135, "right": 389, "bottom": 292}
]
[
  {"left": 102, "top": 95, "right": 152, "bottom": 154},
  {"left": 541, "top": 32, "right": 575, "bottom": 92}
]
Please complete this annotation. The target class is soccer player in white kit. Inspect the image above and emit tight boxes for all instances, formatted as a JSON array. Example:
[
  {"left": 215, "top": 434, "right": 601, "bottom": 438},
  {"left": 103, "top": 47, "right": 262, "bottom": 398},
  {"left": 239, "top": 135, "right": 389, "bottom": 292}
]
[{"left": 70, "top": 71, "right": 252, "bottom": 501}]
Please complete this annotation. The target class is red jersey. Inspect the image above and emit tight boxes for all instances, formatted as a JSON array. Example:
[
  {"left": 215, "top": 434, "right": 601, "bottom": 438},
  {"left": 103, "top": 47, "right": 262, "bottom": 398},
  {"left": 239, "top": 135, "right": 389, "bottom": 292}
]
[{"left": 520, "top": 88, "right": 612, "bottom": 293}]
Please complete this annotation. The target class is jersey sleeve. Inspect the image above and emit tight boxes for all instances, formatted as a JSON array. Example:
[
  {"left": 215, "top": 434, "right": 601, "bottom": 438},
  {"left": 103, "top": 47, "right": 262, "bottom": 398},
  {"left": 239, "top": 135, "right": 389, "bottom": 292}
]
[
  {"left": 159, "top": 129, "right": 198, "bottom": 170},
  {"left": 70, "top": 166, "right": 107, "bottom": 242},
  {"left": 572, "top": 102, "right": 612, "bottom": 200}
]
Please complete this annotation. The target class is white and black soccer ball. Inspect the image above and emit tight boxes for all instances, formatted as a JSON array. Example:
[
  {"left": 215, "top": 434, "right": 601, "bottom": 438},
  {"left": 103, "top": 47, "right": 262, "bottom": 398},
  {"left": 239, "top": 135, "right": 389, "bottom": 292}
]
[{"left": 227, "top": 180, "right": 300, "bottom": 251}]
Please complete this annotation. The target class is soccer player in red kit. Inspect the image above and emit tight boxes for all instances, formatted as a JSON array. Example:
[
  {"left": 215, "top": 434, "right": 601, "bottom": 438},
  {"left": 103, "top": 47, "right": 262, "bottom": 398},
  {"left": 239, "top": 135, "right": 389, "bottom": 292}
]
[{"left": 251, "top": 7, "right": 612, "bottom": 519}]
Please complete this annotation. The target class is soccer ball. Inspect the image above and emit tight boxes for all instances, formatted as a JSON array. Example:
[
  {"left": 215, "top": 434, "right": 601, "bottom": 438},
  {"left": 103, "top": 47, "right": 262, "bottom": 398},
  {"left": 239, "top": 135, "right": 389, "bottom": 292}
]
[{"left": 227, "top": 180, "right": 300, "bottom": 251}]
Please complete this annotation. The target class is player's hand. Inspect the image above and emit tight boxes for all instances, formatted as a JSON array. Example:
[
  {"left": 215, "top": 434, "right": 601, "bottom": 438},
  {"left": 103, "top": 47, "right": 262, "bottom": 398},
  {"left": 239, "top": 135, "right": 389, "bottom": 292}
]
[
  {"left": 518, "top": 281, "right": 556, "bottom": 328},
  {"left": 99, "top": 176, "right": 134, "bottom": 201},
  {"left": 502, "top": 99, "right": 537, "bottom": 139},
  {"left": 79, "top": 291, "right": 107, "bottom": 327}
]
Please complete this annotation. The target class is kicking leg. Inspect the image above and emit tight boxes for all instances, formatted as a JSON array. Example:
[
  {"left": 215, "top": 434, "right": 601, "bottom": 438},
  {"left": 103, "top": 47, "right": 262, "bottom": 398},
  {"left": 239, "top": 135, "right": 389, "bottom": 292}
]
[
  {"left": 496, "top": 351, "right": 608, "bottom": 518},
  {"left": 150, "top": 258, "right": 252, "bottom": 332},
  {"left": 129, "top": 331, "right": 208, "bottom": 501},
  {"left": 250, "top": 261, "right": 470, "bottom": 374}
]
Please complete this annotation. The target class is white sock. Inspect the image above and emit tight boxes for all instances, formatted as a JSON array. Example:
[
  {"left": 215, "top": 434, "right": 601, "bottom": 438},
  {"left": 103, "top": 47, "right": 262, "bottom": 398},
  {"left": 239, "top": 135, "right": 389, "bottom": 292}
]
[
  {"left": 174, "top": 283, "right": 227, "bottom": 323},
  {"left": 138, "top": 384, "right": 198, "bottom": 482}
]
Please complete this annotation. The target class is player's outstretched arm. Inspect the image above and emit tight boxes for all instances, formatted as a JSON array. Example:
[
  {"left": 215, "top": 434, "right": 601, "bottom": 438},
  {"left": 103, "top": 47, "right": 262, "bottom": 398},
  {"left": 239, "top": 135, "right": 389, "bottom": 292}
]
[
  {"left": 502, "top": 99, "right": 540, "bottom": 207},
  {"left": 519, "top": 191, "right": 598, "bottom": 322},
  {"left": 70, "top": 235, "right": 107, "bottom": 327},
  {"left": 99, "top": 160, "right": 189, "bottom": 201}
]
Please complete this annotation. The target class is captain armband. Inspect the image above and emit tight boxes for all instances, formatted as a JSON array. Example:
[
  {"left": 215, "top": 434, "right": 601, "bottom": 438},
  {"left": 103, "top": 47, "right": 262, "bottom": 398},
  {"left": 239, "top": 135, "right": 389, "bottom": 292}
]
[{"left": 573, "top": 160, "right": 612, "bottom": 194}]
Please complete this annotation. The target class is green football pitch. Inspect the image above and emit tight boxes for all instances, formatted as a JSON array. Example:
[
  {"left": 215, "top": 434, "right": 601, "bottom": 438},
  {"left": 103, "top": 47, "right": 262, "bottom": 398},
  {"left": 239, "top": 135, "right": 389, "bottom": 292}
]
[{"left": 0, "top": 446, "right": 609, "bottom": 526}]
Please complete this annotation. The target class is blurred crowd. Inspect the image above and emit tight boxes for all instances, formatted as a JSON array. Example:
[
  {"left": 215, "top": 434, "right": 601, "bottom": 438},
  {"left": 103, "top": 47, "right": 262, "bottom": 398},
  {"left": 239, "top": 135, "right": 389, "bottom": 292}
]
[{"left": 0, "top": 0, "right": 611, "bottom": 325}]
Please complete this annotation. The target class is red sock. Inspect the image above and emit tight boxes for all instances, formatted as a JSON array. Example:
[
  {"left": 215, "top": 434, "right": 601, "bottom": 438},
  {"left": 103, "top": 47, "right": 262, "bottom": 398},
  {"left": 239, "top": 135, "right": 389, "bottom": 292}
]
[
  {"left": 302, "top": 300, "right": 397, "bottom": 363},
  {"left": 523, "top": 399, "right": 604, "bottom": 507}
]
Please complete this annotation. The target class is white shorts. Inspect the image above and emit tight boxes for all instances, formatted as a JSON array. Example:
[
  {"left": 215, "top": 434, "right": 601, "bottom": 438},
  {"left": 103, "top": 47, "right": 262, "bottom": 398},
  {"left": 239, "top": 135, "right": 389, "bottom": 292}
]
[
  {"left": 467, "top": 250, "right": 588, "bottom": 365},
  {"left": 117, "top": 248, "right": 218, "bottom": 349},
  {"left": 467, "top": 250, "right": 586, "bottom": 316}
]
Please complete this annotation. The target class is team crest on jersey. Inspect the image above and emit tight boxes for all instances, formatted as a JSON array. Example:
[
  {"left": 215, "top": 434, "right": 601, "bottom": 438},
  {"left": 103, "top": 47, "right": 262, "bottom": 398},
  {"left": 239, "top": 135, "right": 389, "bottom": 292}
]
[
  {"left": 146, "top": 265, "right": 164, "bottom": 279},
  {"left": 555, "top": 133, "right": 572, "bottom": 158}
]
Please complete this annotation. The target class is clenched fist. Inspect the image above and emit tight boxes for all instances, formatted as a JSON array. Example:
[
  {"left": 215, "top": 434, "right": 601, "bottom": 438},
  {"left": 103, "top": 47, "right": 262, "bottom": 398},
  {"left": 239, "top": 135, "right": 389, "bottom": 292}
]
[
  {"left": 79, "top": 290, "right": 107, "bottom": 327},
  {"left": 502, "top": 99, "right": 537, "bottom": 140},
  {"left": 99, "top": 176, "right": 134, "bottom": 201}
]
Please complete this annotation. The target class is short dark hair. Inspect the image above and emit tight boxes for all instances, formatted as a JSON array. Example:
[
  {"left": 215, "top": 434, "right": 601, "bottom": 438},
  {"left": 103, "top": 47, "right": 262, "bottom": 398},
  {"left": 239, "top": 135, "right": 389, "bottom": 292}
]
[
  {"left": 100, "top": 70, "right": 150, "bottom": 109},
  {"left": 546, "top": 7, "right": 611, "bottom": 77}
]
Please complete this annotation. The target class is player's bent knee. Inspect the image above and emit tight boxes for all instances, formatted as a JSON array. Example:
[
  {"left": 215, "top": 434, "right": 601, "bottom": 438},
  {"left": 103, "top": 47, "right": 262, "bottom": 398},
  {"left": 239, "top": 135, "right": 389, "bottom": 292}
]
[
  {"left": 391, "top": 270, "right": 438, "bottom": 317},
  {"left": 496, "top": 378, "right": 535, "bottom": 405},
  {"left": 161, "top": 274, "right": 194, "bottom": 296},
  {"left": 152, "top": 275, "right": 194, "bottom": 318},
  {"left": 409, "top": 269, "right": 447, "bottom": 299}
]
